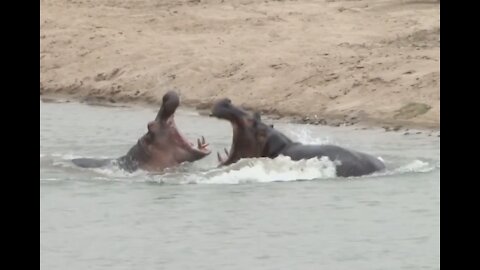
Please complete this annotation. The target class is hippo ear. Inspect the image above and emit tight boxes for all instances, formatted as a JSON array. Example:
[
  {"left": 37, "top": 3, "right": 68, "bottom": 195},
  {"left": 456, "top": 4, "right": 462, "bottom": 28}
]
[{"left": 270, "top": 124, "right": 274, "bottom": 128}]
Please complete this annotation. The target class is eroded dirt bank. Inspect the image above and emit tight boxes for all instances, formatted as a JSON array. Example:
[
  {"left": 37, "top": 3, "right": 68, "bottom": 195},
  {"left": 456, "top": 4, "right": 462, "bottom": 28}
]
[{"left": 40, "top": 0, "right": 440, "bottom": 130}]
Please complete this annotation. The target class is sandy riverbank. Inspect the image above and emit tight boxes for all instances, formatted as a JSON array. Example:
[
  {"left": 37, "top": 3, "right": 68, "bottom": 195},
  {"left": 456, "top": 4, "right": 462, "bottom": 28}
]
[{"left": 40, "top": 0, "right": 439, "bottom": 130}]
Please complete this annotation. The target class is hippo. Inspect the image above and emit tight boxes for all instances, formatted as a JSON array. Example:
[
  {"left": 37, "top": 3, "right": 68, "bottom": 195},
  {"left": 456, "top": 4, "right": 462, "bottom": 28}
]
[
  {"left": 210, "top": 98, "right": 385, "bottom": 177},
  {"left": 71, "top": 91, "right": 211, "bottom": 172}
]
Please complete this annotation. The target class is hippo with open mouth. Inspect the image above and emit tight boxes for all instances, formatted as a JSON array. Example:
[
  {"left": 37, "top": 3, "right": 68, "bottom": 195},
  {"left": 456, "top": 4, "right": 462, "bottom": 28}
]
[
  {"left": 210, "top": 98, "right": 385, "bottom": 177},
  {"left": 72, "top": 91, "right": 211, "bottom": 172}
]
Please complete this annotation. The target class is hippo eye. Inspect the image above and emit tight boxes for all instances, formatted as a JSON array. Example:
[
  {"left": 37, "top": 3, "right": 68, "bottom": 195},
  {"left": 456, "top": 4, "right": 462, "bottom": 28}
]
[{"left": 222, "top": 98, "right": 231, "bottom": 106}]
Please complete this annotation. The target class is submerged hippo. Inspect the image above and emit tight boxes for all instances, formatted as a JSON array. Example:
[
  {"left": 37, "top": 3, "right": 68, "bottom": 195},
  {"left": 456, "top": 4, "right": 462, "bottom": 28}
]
[
  {"left": 72, "top": 91, "right": 211, "bottom": 172},
  {"left": 210, "top": 98, "right": 385, "bottom": 177}
]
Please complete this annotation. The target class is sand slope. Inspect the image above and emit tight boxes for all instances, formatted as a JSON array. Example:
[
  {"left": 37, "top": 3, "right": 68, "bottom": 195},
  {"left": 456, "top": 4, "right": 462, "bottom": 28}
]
[{"left": 40, "top": 0, "right": 439, "bottom": 129}]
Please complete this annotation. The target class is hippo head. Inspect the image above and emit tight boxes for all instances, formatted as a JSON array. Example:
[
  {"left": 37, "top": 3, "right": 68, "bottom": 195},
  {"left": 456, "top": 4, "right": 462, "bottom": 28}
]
[
  {"left": 210, "top": 98, "right": 292, "bottom": 166},
  {"left": 131, "top": 91, "right": 211, "bottom": 171}
]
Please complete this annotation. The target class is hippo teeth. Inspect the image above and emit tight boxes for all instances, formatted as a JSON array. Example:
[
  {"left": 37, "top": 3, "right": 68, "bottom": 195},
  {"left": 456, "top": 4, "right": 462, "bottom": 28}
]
[
  {"left": 216, "top": 147, "right": 230, "bottom": 164},
  {"left": 217, "top": 152, "right": 225, "bottom": 163},
  {"left": 169, "top": 118, "right": 209, "bottom": 153},
  {"left": 197, "top": 136, "right": 209, "bottom": 150}
]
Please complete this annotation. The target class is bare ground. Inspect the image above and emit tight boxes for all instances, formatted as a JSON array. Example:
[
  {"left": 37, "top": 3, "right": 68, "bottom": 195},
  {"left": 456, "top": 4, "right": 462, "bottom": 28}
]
[{"left": 40, "top": 0, "right": 440, "bottom": 130}]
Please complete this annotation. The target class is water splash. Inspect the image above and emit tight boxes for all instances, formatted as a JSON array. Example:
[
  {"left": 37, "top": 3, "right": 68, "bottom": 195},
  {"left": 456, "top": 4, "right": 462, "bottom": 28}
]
[
  {"left": 44, "top": 153, "right": 96, "bottom": 160},
  {"left": 148, "top": 156, "right": 338, "bottom": 185},
  {"left": 394, "top": 160, "right": 435, "bottom": 174},
  {"left": 286, "top": 126, "right": 332, "bottom": 145},
  {"left": 45, "top": 152, "right": 437, "bottom": 185},
  {"left": 40, "top": 178, "right": 61, "bottom": 182},
  {"left": 91, "top": 166, "right": 147, "bottom": 180}
]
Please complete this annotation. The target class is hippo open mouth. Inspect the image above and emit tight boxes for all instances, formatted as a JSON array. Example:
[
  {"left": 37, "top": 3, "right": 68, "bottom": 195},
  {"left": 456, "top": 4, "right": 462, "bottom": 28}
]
[
  {"left": 164, "top": 115, "right": 210, "bottom": 155},
  {"left": 139, "top": 91, "right": 210, "bottom": 159},
  {"left": 209, "top": 98, "right": 386, "bottom": 177},
  {"left": 210, "top": 98, "right": 261, "bottom": 165},
  {"left": 72, "top": 91, "right": 210, "bottom": 173},
  {"left": 214, "top": 122, "right": 238, "bottom": 165}
]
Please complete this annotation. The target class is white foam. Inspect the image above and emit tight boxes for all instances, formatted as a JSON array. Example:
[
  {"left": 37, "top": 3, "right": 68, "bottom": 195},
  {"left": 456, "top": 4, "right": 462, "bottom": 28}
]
[
  {"left": 91, "top": 166, "right": 147, "bottom": 179},
  {"left": 52, "top": 160, "right": 74, "bottom": 168},
  {"left": 47, "top": 151, "right": 436, "bottom": 185},
  {"left": 47, "top": 153, "right": 113, "bottom": 160},
  {"left": 195, "top": 155, "right": 337, "bottom": 184},
  {"left": 40, "top": 178, "right": 60, "bottom": 181},
  {"left": 78, "top": 155, "right": 437, "bottom": 185},
  {"left": 50, "top": 153, "right": 85, "bottom": 160},
  {"left": 287, "top": 127, "right": 331, "bottom": 145},
  {"left": 394, "top": 159, "right": 435, "bottom": 173}
]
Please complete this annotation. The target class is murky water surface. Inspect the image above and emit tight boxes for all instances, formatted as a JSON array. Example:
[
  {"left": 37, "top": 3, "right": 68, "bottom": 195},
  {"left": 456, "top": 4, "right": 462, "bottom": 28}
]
[{"left": 40, "top": 101, "right": 439, "bottom": 270}]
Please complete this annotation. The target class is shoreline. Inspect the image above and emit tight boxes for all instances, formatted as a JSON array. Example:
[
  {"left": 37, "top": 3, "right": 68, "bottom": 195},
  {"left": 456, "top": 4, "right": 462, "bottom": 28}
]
[{"left": 40, "top": 92, "right": 440, "bottom": 135}]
